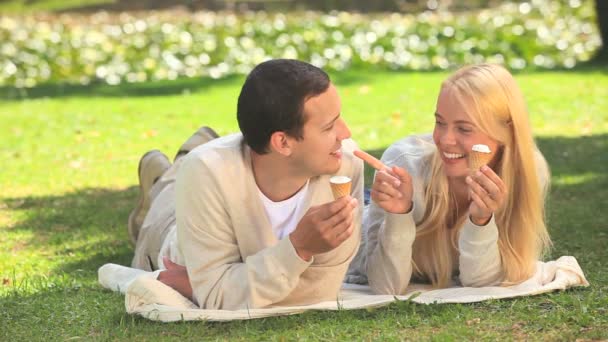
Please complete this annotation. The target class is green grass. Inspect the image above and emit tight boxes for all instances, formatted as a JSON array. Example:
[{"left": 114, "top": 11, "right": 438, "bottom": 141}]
[{"left": 1, "top": 68, "right": 607, "bottom": 340}]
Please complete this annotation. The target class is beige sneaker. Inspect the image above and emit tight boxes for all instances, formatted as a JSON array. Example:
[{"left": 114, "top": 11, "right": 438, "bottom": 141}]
[
  {"left": 174, "top": 126, "right": 220, "bottom": 161},
  {"left": 128, "top": 150, "right": 171, "bottom": 245}
]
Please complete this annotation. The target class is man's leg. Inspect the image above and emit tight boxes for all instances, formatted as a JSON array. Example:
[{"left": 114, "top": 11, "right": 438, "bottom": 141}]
[
  {"left": 174, "top": 126, "right": 219, "bottom": 161},
  {"left": 128, "top": 150, "right": 171, "bottom": 245},
  {"left": 130, "top": 126, "right": 220, "bottom": 270}
]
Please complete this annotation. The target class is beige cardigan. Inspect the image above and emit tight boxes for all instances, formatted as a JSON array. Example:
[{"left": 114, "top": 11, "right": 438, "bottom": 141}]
[
  {"left": 346, "top": 134, "right": 549, "bottom": 295},
  {"left": 175, "top": 134, "right": 364, "bottom": 310}
]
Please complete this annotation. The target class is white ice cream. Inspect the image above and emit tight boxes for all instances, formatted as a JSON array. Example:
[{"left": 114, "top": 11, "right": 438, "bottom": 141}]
[
  {"left": 471, "top": 144, "right": 491, "bottom": 153},
  {"left": 330, "top": 175, "right": 351, "bottom": 184}
]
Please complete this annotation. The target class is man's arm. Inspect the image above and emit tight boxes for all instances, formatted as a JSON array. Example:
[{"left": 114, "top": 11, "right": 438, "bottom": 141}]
[{"left": 175, "top": 156, "right": 313, "bottom": 310}]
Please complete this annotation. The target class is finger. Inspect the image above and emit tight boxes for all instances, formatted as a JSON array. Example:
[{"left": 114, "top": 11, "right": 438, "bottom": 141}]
[
  {"left": 469, "top": 181, "right": 497, "bottom": 211},
  {"left": 335, "top": 220, "right": 354, "bottom": 243},
  {"left": 390, "top": 166, "right": 411, "bottom": 183},
  {"left": 466, "top": 175, "right": 489, "bottom": 198},
  {"left": 470, "top": 190, "right": 490, "bottom": 212},
  {"left": 323, "top": 197, "right": 357, "bottom": 228},
  {"left": 372, "top": 180, "right": 402, "bottom": 199},
  {"left": 472, "top": 170, "right": 500, "bottom": 199},
  {"left": 370, "top": 189, "right": 392, "bottom": 203},
  {"left": 319, "top": 195, "right": 352, "bottom": 219},
  {"left": 480, "top": 165, "right": 507, "bottom": 194},
  {"left": 331, "top": 212, "right": 354, "bottom": 238},
  {"left": 467, "top": 176, "right": 498, "bottom": 209},
  {"left": 374, "top": 170, "right": 401, "bottom": 188}
]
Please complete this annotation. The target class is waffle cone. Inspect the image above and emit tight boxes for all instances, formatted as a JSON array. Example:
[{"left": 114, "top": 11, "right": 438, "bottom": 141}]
[
  {"left": 330, "top": 179, "right": 352, "bottom": 199},
  {"left": 468, "top": 151, "right": 493, "bottom": 172}
]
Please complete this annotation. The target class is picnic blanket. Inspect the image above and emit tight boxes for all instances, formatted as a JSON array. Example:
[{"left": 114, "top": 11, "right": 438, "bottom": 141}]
[{"left": 98, "top": 256, "right": 588, "bottom": 322}]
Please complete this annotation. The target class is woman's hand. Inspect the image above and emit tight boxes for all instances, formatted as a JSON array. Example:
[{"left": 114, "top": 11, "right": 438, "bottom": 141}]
[
  {"left": 466, "top": 165, "right": 508, "bottom": 225},
  {"left": 371, "top": 166, "right": 413, "bottom": 214}
]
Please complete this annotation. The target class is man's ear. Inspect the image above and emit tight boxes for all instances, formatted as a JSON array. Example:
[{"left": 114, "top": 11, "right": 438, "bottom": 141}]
[{"left": 269, "top": 131, "right": 293, "bottom": 156}]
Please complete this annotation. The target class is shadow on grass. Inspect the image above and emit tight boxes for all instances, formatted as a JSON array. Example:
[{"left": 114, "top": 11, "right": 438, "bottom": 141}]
[
  {"left": 0, "top": 74, "right": 244, "bottom": 101},
  {"left": 0, "top": 68, "right": 391, "bottom": 101},
  {"left": 2, "top": 187, "right": 137, "bottom": 274}
]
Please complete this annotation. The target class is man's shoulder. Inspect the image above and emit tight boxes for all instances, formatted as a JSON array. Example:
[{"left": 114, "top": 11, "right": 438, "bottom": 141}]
[
  {"left": 186, "top": 133, "right": 246, "bottom": 165},
  {"left": 178, "top": 133, "right": 248, "bottom": 183}
]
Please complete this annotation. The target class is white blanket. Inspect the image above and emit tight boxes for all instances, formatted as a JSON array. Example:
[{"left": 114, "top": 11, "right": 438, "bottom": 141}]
[{"left": 98, "top": 256, "right": 588, "bottom": 322}]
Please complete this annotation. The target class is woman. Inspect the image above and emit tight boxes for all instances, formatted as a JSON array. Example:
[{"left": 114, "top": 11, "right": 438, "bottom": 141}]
[{"left": 347, "top": 64, "right": 551, "bottom": 294}]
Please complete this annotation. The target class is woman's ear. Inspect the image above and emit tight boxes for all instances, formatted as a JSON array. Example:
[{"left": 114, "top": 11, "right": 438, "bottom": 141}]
[{"left": 269, "top": 131, "right": 293, "bottom": 156}]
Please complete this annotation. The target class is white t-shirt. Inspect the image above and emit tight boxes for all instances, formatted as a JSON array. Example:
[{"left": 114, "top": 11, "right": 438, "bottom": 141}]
[{"left": 258, "top": 181, "right": 310, "bottom": 240}]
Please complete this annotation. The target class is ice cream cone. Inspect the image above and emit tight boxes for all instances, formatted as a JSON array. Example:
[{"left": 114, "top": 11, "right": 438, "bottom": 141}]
[
  {"left": 468, "top": 144, "right": 493, "bottom": 172},
  {"left": 329, "top": 176, "right": 352, "bottom": 199}
]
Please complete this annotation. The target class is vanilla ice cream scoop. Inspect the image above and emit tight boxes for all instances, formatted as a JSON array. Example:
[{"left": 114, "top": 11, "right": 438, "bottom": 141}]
[
  {"left": 469, "top": 144, "right": 492, "bottom": 172},
  {"left": 329, "top": 176, "right": 352, "bottom": 199}
]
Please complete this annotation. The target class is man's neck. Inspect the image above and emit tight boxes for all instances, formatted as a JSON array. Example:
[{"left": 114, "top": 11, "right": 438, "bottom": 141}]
[{"left": 250, "top": 151, "right": 310, "bottom": 202}]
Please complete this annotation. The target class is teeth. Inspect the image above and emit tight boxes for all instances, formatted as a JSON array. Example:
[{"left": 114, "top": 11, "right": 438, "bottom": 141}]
[{"left": 443, "top": 152, "right": 464, "bottom": 159}]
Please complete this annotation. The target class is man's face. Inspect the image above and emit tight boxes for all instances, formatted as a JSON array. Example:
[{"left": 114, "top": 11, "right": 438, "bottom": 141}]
[{"left": 289, "top": 83, "right": 352, "bottom": 177}]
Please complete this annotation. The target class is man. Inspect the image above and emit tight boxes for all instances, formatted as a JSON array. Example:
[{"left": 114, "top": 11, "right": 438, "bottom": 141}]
[{"left": 129, "top": 59, "right": 364, "bottom": 310}]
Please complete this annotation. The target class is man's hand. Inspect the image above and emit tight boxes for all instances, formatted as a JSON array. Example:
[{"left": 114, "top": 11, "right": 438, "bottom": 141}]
[
  {"left": 158, "top": 257, "right": 193, "bottom": 301},
  {"left": 289, "top": 195, "right": 358, "bottom": 261},
  {"left": 371, "top": 166, "right": 413, "bottom": 214}
]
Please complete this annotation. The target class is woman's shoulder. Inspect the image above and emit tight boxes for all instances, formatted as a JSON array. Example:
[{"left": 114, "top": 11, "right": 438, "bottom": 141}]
[{"left": 381, "top": 133, "right": 436, "bottom": 175}]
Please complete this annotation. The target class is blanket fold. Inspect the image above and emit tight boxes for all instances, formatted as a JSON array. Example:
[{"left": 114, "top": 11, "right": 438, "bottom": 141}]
[{"left": 98, "top": 256, "right": 588, "bottom": 322}]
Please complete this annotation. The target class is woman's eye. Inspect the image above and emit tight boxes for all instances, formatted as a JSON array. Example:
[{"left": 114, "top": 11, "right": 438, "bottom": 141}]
[{"left": 459, "top": 127, "right": 472, "bottom": 133}]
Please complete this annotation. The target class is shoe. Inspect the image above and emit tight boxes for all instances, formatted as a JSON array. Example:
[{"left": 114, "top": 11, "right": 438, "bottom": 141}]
[
  {"left": 128, "top": 150, "right": 171, "bottom": 245},
  {"left": 174, "top": 126, "right": 219, "bottom": 161}
]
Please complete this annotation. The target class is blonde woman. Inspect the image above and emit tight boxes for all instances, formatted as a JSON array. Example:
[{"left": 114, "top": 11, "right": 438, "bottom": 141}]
[{"left": 346, "top": 64, "right": 551, "bottom": 294}]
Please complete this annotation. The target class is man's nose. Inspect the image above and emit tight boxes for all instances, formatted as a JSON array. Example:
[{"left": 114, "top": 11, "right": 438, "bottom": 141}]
[{"left": 337, "top": 118, "right": 351, "bottom": 140}]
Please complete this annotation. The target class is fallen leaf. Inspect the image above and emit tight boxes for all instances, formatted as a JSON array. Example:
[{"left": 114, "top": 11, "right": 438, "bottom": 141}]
[
  {"left": 466, "top": 318, "right": 481, "bottom": 326},
  {"left": 358, "top": 85, "right": 371, "bottom": 94}
]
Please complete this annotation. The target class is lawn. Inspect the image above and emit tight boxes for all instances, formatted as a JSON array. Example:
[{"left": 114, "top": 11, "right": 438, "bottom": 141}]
[{"left": 1, "top": 68, "right": 607, "bottom": 340}]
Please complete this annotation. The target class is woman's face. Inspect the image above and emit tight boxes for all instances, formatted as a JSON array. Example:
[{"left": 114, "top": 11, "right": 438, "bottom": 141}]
[{"left": 432, "top": 87, "right": 500, "bottom": 179}]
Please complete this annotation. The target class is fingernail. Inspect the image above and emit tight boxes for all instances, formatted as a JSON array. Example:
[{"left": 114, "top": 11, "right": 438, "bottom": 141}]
[
  {"left": 466, "top": 176, "right": 472, "bottom": 183},
  {"left": 481, "top": 165, "right": 488, "bottom": 171},
  {"left": 394, "top": 180, "right": 401, "bottom": 187},
  {"left": 475, "top": 171, "right": 482, "bottom": 177}
]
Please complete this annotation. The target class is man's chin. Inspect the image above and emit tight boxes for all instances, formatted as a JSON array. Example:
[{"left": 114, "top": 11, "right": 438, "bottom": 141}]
[{"left": 325, "top": 160, "right": 342, "bottom": 175}]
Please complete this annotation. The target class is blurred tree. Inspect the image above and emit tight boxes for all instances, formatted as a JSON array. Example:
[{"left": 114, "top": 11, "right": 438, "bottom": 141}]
[{"left": 595, "top": 0, "right": 607, "bottom": 62}]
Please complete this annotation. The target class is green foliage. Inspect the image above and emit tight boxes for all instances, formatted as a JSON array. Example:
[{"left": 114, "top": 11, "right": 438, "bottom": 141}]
[
  {"left": 0, "top": 0, "right": 601, "bottom": 89},
  {"left": 0, "top": 69, "right": 607, "bottom": 339}
]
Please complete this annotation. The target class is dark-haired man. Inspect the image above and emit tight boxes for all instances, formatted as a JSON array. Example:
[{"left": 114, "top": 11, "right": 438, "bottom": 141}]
[{"left": 130, "top": 59, "right": 363, "bottom": 310}]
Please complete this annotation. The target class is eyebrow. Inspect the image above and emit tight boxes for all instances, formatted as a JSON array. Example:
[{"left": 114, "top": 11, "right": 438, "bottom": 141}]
[
  {"left": 435, "top": 112, "right": 473, "bottom": 125},
  {"left": 322, "top": 113, "right": 341, "bottom": 129}
]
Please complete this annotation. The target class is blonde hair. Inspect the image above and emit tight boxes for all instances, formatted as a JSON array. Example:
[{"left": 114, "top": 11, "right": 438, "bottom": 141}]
[{"left": 411, "top": 64, "right": 551, "bottom": 287}]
